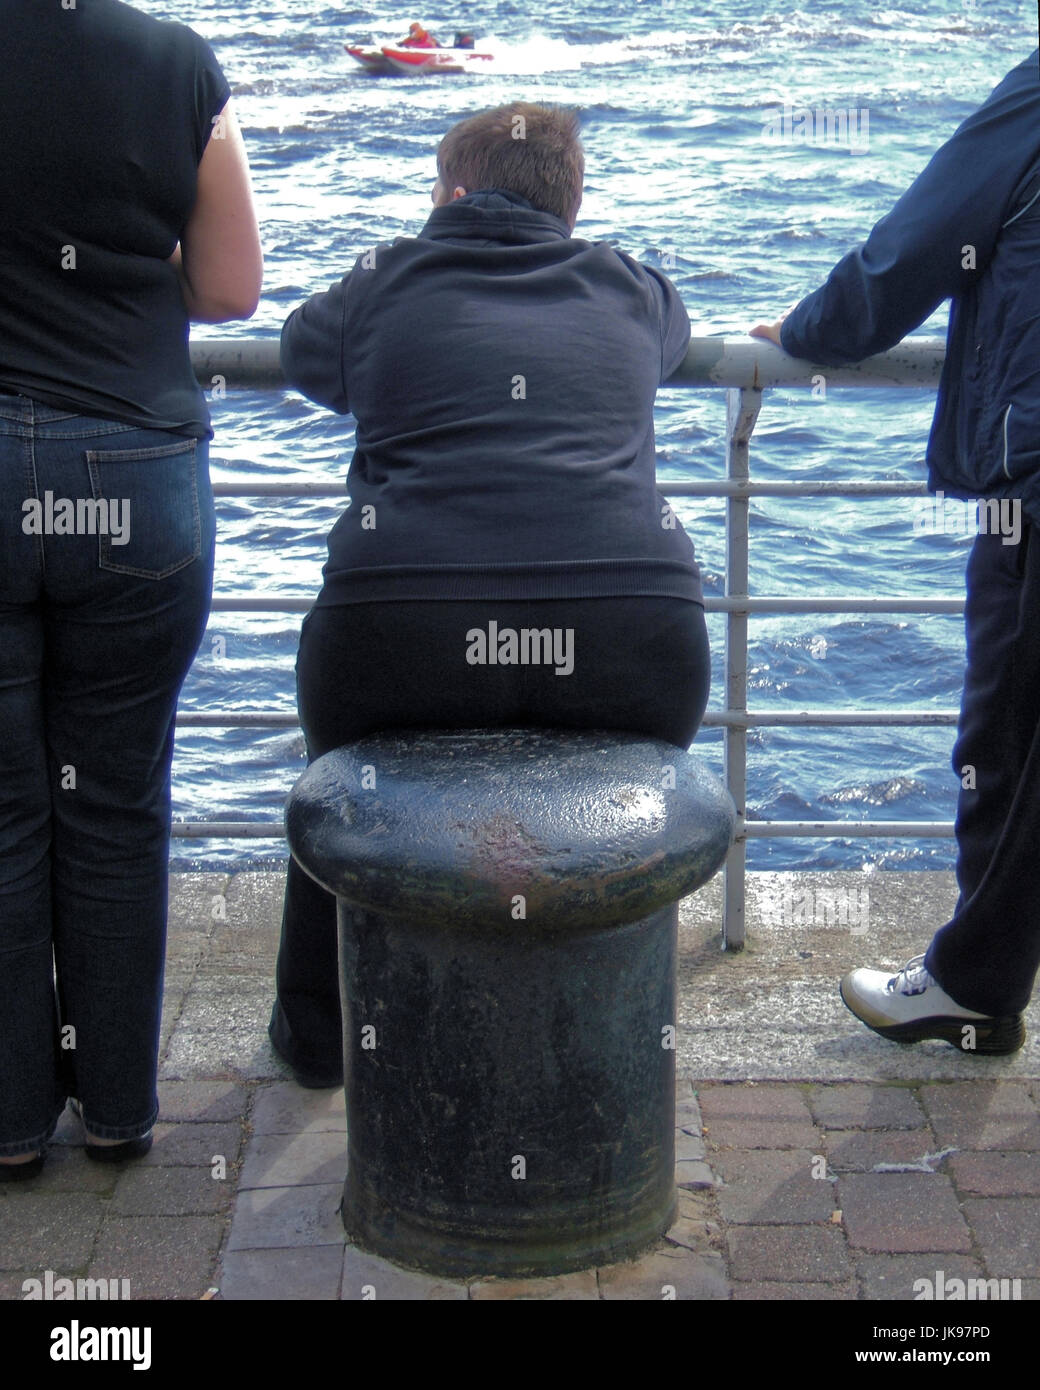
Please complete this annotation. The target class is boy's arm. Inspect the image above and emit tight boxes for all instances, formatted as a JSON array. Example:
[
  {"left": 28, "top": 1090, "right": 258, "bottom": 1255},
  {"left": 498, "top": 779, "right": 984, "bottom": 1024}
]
[
  {"left": 280, "top": 275, "right": 352, "bottom": 413},
  {"left": 642, "top": 265, "right": 692, "bottom": 380},
  {"left": 777, "top": 51, "right": 1040, "bottom": 365}
]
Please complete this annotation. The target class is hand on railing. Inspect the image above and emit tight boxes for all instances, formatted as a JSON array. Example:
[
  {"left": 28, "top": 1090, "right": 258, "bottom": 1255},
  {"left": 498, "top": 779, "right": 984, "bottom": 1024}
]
[{"left": 748, "top": 302, "right": 800, "bottom": 349}]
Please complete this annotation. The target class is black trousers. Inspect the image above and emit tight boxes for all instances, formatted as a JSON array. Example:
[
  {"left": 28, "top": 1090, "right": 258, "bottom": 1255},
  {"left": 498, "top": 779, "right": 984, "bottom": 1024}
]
[
  {"left": 925, "top": 521, "right": 1040, "bottom": 1015},
  {"left": 270, "top": 596, "right": 711, "bottom": 1076}
]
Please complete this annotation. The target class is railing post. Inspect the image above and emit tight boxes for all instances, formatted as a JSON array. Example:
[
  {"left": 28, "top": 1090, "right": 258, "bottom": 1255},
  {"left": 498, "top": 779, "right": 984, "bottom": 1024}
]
[{"left": 723, "top": 386, "right": 763, "bottom": 949}]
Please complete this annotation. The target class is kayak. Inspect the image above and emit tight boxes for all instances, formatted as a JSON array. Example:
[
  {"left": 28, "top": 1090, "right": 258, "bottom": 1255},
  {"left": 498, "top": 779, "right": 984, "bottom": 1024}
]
[{"left": 345, "top": 43, "right": 494, "bottom": 75}]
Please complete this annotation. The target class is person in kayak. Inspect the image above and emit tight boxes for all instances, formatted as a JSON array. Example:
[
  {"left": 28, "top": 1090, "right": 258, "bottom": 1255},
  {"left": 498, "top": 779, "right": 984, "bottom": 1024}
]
[
  {"left": 400, "top": 22, "right": 439, "bottom": 48},
  {"left": 269, "top": 102, "right": 708, "bottom": 1088}
]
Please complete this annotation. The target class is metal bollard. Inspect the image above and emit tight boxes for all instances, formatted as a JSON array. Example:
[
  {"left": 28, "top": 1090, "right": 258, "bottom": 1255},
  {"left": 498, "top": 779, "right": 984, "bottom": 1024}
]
[{"left": 286, "top": 727, "right": 735, "bottom": 1278}]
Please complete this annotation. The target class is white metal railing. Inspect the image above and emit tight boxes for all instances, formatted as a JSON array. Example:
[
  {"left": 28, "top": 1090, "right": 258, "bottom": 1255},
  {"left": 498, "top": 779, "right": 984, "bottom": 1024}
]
[{"left": 180, "top": 334, "right": 959, "bottom": 947}]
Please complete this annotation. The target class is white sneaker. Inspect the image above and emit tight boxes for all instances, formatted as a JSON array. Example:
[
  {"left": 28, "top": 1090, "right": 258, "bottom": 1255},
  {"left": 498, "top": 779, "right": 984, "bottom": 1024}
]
[{"left": 840, "top": 954, "right": 1025, "bottom": 1054}]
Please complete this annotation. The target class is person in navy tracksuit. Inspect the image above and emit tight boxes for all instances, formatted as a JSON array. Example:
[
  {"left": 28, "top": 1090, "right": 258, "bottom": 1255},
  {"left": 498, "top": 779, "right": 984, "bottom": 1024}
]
[
  {"left": 270, "top": 103, "right": 709, "bottom": 1086},
  {"left": 753, "top": 51, "right": 1040, "bottom": 1053}
]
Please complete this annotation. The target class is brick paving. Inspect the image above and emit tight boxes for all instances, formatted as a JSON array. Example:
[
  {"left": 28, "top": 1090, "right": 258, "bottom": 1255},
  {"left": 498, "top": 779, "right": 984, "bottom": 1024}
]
[
  {"left": 4, "top": 1074, "right": 1040, "bottom": 1302},
  {"left": 2, "top": 872, "right": 1039, "bottom": 1302}
]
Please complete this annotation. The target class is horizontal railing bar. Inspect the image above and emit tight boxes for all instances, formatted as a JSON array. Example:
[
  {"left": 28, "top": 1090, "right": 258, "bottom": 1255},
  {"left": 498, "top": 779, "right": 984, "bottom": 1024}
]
[
  {"left": 211, "top": 597, "right": 313, "bottom": 612},
  {"left": 745, "top": 820, "right": 954, "bottom": 837},
  {"left": 175, "top": 708, "right": 959, "bottom": 729},
  {"left": 210, "top": 478, "right": 935, "bottom": 500},
  {"left": 172, "top": 823, "right": 285, "bottom": 837},
  {"left": 710, "top": 597, "right": 963, "bottom": 614},
  {"left": 191, "top": 336, "right": 947, "bottom": 390},
  {"left": 708, "top": 710, "right": 958, "bottom": 727},
  {"left": 170, "top": 818, "right": 956, "bottom": 840},
  {"left": 212, "top": 482, "right": 347, "bottom": 498},
  {"left": 206, "top": 593, "right": 965, "bottom": 615},
  {"left": 177, "top": 712, "right": 300, "bottom": 726},
  {"left": 613, "top": 480, "right": 930, "bottom": 498}
]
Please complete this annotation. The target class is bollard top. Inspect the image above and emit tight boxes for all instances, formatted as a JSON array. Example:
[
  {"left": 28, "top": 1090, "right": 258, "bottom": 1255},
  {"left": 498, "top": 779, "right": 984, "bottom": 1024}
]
[{"left": 287, "top": 728, "right": 735, "bottom": 936}]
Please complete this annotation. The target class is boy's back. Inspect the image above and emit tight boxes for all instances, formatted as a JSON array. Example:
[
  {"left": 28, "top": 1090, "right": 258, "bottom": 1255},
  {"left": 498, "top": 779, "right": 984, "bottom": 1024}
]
[{"left": 282, "top": 189, "right": 701, "bottom": 604}]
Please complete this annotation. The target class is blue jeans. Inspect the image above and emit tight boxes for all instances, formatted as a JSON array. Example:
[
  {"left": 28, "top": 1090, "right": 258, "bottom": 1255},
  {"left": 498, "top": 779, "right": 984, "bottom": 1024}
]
[{"left": 0, "top": 393, "right": 214, "bottom": 1154}]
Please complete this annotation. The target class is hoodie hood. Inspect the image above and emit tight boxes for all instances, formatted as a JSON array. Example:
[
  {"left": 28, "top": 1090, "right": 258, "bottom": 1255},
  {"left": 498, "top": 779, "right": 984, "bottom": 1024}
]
[{"left": 421, "top": 188, "right": 573, "bottom": 245}]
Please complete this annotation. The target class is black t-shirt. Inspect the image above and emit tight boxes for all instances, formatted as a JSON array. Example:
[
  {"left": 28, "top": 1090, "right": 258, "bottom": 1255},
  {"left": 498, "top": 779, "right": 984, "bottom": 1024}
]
[
  {"left": 0, "top": 0, "right": 230, "bottom": 436},
  {"left": 281, "top": 190, "right": 702, "bottom": 604}
]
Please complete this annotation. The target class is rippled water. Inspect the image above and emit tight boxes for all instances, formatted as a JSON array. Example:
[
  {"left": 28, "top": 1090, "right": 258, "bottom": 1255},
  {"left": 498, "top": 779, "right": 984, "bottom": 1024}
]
[{"left": 135, "top": 0, "right": 1037, "bottom": 870}]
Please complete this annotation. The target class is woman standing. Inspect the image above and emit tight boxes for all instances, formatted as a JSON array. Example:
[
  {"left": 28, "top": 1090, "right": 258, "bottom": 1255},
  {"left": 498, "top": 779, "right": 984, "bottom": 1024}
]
[{"left": 0, "top": 0, "right": 262, "bottom": 1177}]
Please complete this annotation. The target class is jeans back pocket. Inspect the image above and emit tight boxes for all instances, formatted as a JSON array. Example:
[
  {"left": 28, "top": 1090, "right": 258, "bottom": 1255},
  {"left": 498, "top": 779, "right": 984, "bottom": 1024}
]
[{"left": 86, "top": 439, "right": 201, "bottom": 579}]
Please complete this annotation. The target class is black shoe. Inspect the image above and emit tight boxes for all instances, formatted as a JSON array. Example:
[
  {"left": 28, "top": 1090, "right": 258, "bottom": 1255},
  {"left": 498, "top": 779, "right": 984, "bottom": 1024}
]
[
  {"left": 71, "top": 1101, "right": 154, "bottom": 1162},
  {"left": 84, "top": 1132, "right": 153, "bottom": 1164},
  {"left": 283, "top": 1059, "right": 343, "bottom": 1089},
  {"left": 0, "top": 1152, "right": 45, "bottom": 1182},
  {"left": 268, "top": 1020, "right": 343, "bottom": 1088}
]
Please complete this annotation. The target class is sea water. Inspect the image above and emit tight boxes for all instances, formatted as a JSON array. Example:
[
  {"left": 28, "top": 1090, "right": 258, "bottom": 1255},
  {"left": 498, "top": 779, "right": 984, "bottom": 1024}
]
[{"left": 131, "top": 0, "right": 1037, "bottom": 871}]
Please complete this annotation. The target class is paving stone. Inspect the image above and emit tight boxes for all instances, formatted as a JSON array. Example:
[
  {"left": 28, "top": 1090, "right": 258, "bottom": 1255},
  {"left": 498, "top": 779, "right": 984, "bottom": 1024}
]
[
  {"left": 156, "top": 1080, "right": 251, "bottom": 1123},
  {"left": 675, "top": 1130, "right": 706, "bottom": 1161},
  {"left": 728, "top": 1228, "right": 850, "bottom": 1278},
  {"left": 224, "top": 871, "right": 286, "bottom": 933},
  {"left": 227, "top": 1182, "right": 344, "bottom": 1251},
  {"left": 675, "top": 1098, "right": 703, "bottom": 1132},
  {"left": 713, "top": 1150, "right": 838, "bottom": 1223},
  {"left": 960, "top": 1199, "right": 1040, "bottom": 1279},
  {"left": 161, "top": 1028, "right": 281, "bottom": 1080},
  {"left": 823, "top": 1129, "right": 944, "bottom": 1173},
  {"left": 341, "top": 1249, "right": 469, "bottom": 1300},
  {"left": 87, "top": 1215, "right": 226, "bottom": 1301},
  {"left": 808, "top": 1083, "right": 926, "bottom": 1129},
  {"left": 663, "top": 1214, "right": 717, "bottom": 1254},
  {"left": 675, "top": 1160, "right": 715, "bottom": 1189},
  {"left": 22, "top": 1144, "right": 121, "bottom": 1194},
  {"left": 947, "top": 1152, "right": 1040, "bottom": 1197},
  {"left": 733, "top": 1280, "right": 859, "bottom": 1300},
  {"left": 167, "top": 873, "right": 230, "bottom": 932},
  {"left": 219, "top": 1246, "right": 344, "bottom": 1300},
  {"left": 0, "top": 1192, "right": 104, "bottom": 1269},
  {"left": 597, "top": 1246, "right": 729, "bottom": 1300},
  {"left": 676, "top": 1188, "right": 715, "bottom": 1222},
  {"left": 111, "top": 1164, "right": 234, "bottom": 1216},
  {"left": 727, "top": 1225, "right": 852, "bottom": 1283},
  {"left": 696, "top": 1083, "right": 818, "bottom": 1148},
  {"left": 172, "top": 984, "right": 273, "bottom": 1032},
  {"left": 919, "top": 1082, "right": 1040, "bottom": 1149},
  {"left": 0, "top": 1272, "right": 36, "bottom": 1299},
  {"left": 238, "top": 1131, "right": 346, "bottom": 1189},
  {"left": 250, "top": 1081, "right": 346, "bottom": 1136},
  {"left": 838, "top": 1173, "right": 972, "bottom": 1253},
  {"left": 206, "top": 930, "right": 280, "bottom": 963},
  {"left": 137, "top": 1121, "right": 243, "bottom": 1168},
  {"left": 470, "top": 1271, "right": 597, "bottom": 1300},
  {"left": 856, "top": 1254, "right": 991, "bottom": 1302}
]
